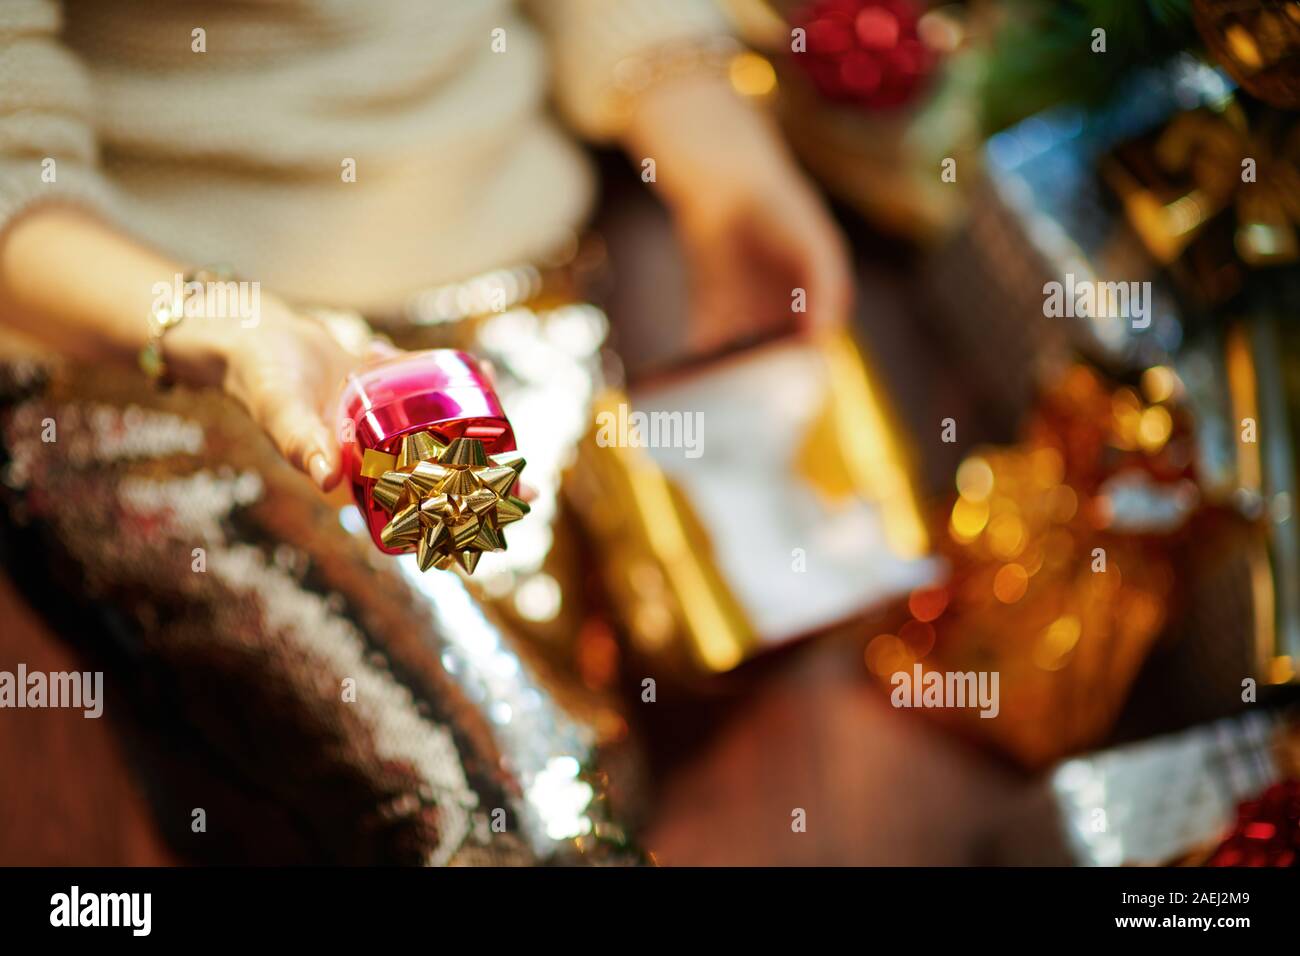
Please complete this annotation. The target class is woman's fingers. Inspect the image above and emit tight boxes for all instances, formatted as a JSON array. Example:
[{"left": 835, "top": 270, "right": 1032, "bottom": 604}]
[
  {"left": 258, "top": 390, "right": 341, "bottom": 491},
  {"left": 760, "top": 195, "right": 854, "bottom": 333},
  {"left": 216, "top": 304, "right": 373, "bottom": 492},
  {"left": 305, "top": 449, "right": 338, "bottom": 491}
]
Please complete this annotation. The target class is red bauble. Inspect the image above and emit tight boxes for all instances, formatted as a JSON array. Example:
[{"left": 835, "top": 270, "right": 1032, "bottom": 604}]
[
  {"left": 790, "top": 0, "right": 937, "bottom": 110},
  {"left": 1207, "top": 780, "right": 1300, "bottom": 867}
]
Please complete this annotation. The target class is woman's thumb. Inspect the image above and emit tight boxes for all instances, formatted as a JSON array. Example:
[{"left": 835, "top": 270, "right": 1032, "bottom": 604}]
[{"left": 261, "top": 395, "right": 340, "bottom": 490}]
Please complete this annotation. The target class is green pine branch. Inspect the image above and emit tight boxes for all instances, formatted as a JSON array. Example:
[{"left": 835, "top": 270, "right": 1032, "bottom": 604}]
[{"left": 980, "top": 0, "right": 1200, "bottom": 132}]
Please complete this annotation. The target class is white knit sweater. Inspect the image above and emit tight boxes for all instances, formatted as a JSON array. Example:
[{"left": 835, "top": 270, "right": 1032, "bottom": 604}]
[{"left": 0, "top": 0, "right": 730, "bottom": 313}]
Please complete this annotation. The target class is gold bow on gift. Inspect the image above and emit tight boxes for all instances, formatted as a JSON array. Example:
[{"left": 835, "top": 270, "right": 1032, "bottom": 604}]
[
  {"left": 361, "top": 433, "right": 528, "bottom": 573},
  {"left": 1106, "top": 102, "right": 1300, "bottom": 275}
]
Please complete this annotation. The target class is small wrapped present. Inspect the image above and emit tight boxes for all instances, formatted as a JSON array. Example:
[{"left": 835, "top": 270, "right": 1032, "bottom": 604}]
[
  {"left": 1206, "top": 779, "right": 1300, "bottom": 866},
  {"left": 335, "top": 349, "right": 528, "bottom": 574}
]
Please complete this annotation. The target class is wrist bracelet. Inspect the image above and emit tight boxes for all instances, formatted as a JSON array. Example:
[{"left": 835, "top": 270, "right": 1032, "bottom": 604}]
[
  {"left": 604, "top": 36, "right": 751, "bottom": 129},
  {"left": 139, "top": 265, "right": 230, "bottom": 387}
]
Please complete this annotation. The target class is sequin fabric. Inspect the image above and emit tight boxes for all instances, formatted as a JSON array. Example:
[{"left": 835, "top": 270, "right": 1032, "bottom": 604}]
[{"left": 0, "top": 349, "right": 633, "bottom": 865}]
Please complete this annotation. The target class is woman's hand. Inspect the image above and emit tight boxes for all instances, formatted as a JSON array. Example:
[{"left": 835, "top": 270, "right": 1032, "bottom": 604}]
[
  {"left": 0, "top": 207, "right": 389, "bottom": 493},
  {"left": 168, "top": 299, "right": 387, "bottom": 492},
  {"left": 623, "top": 75, "right": 853, "bottom": 355}
]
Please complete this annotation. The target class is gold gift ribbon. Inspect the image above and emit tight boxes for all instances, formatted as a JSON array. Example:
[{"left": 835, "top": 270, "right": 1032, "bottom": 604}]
[{"left": 363, "top": 434, "right": 528, "bottom": 574}]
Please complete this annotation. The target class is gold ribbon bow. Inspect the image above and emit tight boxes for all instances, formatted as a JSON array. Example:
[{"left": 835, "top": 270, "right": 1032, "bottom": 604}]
[{"left": 361, "top": 433, "right": 528, "bottom": 573}]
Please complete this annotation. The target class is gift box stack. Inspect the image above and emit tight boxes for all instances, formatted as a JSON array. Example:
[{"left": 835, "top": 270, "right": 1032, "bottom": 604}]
[{"left": 909, "top": 0, "right": 1300, "bottom": 863}]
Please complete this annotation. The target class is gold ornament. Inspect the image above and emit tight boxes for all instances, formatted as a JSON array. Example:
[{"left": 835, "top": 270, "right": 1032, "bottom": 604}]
[{"left": 362, "top": 433, "right": 528, "bottom": 574}]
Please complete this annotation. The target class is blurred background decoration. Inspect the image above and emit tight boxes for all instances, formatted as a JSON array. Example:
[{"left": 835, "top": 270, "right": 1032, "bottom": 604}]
[
  {"left": 864, "top": 363, "right": 1195, "bottom": 767},
  {"left": 893, "top": 0, "right": 1300, "bottom": 862},
  {"left": 724, "top": 0, "right": 982, "bottom": 240},
  {"left": 920, "top": 0, "right": 1300, "bottom": 703},
  {"left": 603, "top": 0, "right": 1300, "bottom": 863}
]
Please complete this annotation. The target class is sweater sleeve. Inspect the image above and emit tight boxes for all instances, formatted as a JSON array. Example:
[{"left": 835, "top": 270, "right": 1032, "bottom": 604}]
[
  {"left": 0, "top": 0, "right": 114, "bottom": 233},
  {"left": 525, "top": 0, "right": 736, "bottom": 142}
]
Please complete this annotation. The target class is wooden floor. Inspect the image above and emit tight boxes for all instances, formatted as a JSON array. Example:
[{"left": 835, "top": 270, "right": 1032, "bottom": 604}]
[{"left": 0, "top": 574, "right": 176, "bottom": 865}]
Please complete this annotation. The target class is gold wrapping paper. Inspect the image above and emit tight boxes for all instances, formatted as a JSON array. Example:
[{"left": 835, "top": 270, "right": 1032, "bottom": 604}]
[
  {"left": 864, "top": 364, "right": 1190, "bottom": 768},
  {"left": 564, "top": 330, "right": 931, "bottom": 679}
]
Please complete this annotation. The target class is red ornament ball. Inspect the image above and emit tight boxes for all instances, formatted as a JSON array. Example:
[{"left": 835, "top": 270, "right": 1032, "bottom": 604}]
[{"left": 790, "top": 0, "right": 938, "bottom": 110}]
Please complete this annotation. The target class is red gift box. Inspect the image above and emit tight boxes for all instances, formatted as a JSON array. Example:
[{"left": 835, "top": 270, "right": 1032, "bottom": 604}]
[{"left": 336, "top": 349, "right": 527, "bottom": 573}]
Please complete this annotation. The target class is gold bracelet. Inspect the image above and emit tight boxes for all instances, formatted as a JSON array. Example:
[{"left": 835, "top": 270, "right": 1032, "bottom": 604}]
[
  {"left": 603, "top": 36, "right": 753, "bottom": 128},
  {"left": 139, "top": 266, "right": 229, "bottom": 386}
]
